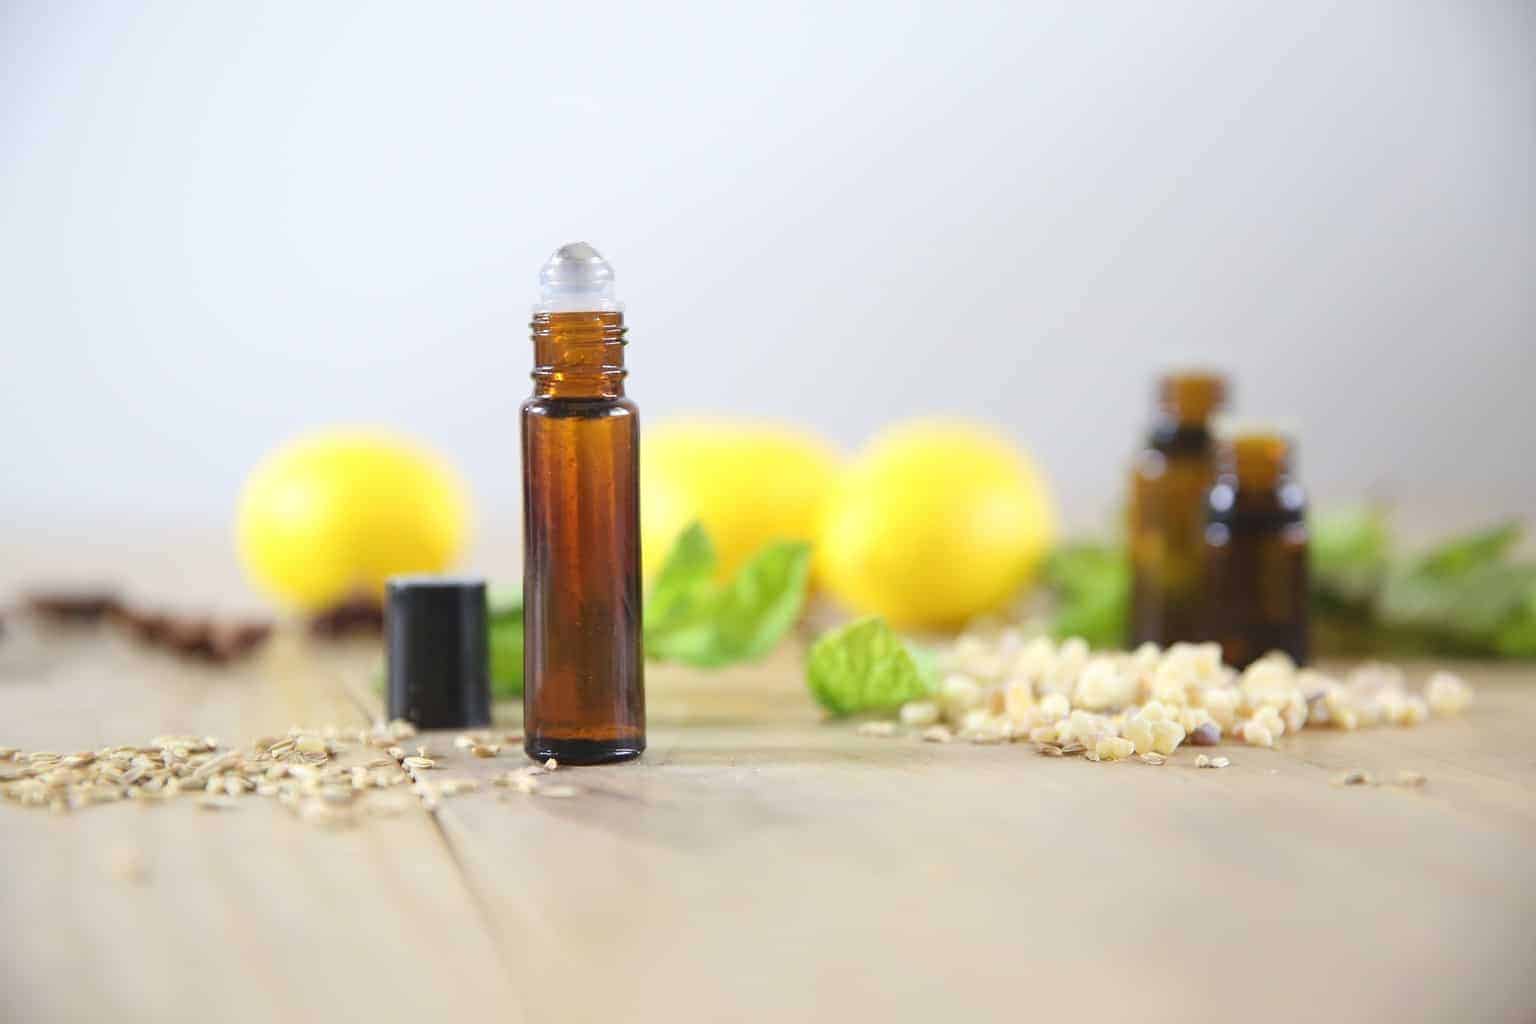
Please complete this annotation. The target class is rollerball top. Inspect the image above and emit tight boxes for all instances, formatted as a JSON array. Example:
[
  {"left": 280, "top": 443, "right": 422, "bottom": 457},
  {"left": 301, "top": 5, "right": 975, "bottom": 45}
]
[{"left": 537, "top": 241, "right": 621, "bottom": 312}]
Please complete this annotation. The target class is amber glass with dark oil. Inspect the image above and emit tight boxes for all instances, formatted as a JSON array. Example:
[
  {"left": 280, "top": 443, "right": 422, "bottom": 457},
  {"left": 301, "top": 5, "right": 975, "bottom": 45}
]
[
  {"left": 522, "top": 311, "right": 644, "bottom": 764},
  {"left": 1129, "top": 373, "right": 1225, "bottom": 647},
  {"left": 1203, "top": 433, "right": 1309, "bottom": 669}
]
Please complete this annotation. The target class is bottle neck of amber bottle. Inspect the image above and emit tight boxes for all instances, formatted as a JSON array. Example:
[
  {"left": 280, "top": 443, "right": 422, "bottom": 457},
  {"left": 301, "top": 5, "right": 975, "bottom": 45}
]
[
  {"left": 521, "top": 243, "right": 645, "bottom": 764},
  {"left": 1128, "top": 371, "right": 1226, "bottom": 647},
  {"left": 1203, "top": 430, "right": 1309, "bottom": 669},
  {"left": 530, "top": 310, "right": 627, "bottom": 400}
]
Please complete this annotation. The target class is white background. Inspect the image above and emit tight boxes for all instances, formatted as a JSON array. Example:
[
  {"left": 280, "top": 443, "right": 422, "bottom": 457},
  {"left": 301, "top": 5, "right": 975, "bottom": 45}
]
[{"left": 2, "top": 1, "right": 1532, "bottom": 591}]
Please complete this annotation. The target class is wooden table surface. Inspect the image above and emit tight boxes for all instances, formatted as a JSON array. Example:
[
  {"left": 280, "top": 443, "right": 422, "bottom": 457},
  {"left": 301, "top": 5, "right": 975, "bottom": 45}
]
[{"left": 2, "top": 617, "right": 1534, "bottom": 1024}]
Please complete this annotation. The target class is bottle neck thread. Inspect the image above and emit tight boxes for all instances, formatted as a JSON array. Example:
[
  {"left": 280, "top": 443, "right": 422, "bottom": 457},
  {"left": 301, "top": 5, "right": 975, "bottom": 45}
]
[
  {"left": 530, "top": 311, "right": 627, "bottom": 399},
  {"left": 1225, "top": 433, "right": 1293, "bottom": 491},
  {"left": 1157, "top": 372, "right": 1225, "bottom": 427}
]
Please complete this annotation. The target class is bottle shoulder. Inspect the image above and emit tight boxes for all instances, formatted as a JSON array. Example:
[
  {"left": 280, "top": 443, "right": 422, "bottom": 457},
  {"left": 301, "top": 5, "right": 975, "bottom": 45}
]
[
  {"left": 1145, "top": 421, "right": 1216, "bottom": 458},
  {"left": 1207, "top": 476, "right": 1307, "bottom": 529},
  {"left": 522, "top": 396, "right": 638, "bottom": 421}
]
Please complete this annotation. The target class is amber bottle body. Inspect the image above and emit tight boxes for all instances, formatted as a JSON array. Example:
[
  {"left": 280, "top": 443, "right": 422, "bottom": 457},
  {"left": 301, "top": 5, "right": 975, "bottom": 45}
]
[
  {"left": 522, "top": 311, "right": 645, "bottom": 764},
  {"left": 1128, "top": 419, "right": 1219, "bottom": 648},
  {"left": 1202, "top": 440, "right": 1309, "bottom": 669}
]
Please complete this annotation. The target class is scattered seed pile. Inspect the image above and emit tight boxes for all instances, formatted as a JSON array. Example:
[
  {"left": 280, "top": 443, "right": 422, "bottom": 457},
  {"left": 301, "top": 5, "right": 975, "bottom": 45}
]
[
  {"left": 0, "top": 721, "right": 576, "bottom": 825},
  {"left": 859, "top": 634, "right": 1475, "bottom": 765}
]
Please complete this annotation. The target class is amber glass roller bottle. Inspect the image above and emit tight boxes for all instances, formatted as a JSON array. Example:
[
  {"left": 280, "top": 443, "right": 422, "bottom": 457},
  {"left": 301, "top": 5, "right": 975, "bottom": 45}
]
[
  {"left": 522, "top": 243, "right": 645, "bottom": 764},
  {"left": 1128, "top": 371, "right": 1226, "bottom": 647},
  {"left": 1202, "top": 429, "right": 1310, "bottom": 669}
]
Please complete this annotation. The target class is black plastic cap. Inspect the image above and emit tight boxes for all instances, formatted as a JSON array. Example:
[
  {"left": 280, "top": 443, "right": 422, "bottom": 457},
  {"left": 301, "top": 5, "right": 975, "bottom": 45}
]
[{"left": 386, "top": 575, "right": 491, "bottom": 730}]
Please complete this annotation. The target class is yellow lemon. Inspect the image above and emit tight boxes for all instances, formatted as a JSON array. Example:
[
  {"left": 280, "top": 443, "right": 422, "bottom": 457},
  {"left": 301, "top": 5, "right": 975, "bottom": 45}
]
[
  {"left": 237, "top": 430, "right": 470, "bottom": 611},
  {"left": 642, "top": 421, "right": 841, "bottom": 581},
  {"left": 817, "top": 421, "right": 1056, "bottom": 629}
]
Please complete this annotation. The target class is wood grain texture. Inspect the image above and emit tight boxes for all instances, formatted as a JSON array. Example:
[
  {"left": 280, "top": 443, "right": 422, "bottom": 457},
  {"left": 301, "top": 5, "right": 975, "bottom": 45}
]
[
  {"left": 370, "top": 655, "right": 1536, "bottom": 1024},
  {"left": 0, "top": 624, "right": 519, "bottom": 1024},
  {"left": 4, "top": 617, "right": 1535, "bottom": 1024}
]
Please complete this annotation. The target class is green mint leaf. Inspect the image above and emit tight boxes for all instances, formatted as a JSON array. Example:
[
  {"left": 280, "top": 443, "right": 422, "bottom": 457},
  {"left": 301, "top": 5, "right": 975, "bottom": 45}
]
[
  {"left": 489, "top": 598, "right": 525, "bottom": 699},
  {"left": 1050, "top": 581, "right": 1128, "bottom": 649},
  {"left": 1377, "top": 521, "right": 1533, "bottom": 652},
  {"left": 1042, "top": 542, "right": 1129, "bottom": 648},
  {"left": 1310, "top": 506, "right": 1391, "bottom": 607},
  {"left": 645, "top": 527, "right": 812, "bottom": 667},
  {"left": 642, "top": 610, "right": 721, "bottom": 665},
  {"left": 1497, "top": 589, "right": 1536, "bottom": 656},
  {"left": 905, "top": 641, "right": 942, "bottom": 692},
  {"left": 488, "top": 585, "right": 523, "bottom": 617},
  {"left": 1417, "top": 521, "right": 1522, "bottom": 578},
  {"left": 699, "top": 540, "right": 812, "bottom": 665},
  {"left": 1045, "top": 542, "right": 1125, "bottom": 594},
  {"left": 806, "top": 616, "right": 933, "bottom": 717},
  {"left": 1381, "top": 561, "right": 1536, "bottom": 648},
  {"left": 644, "top": 522, "right": 717, "bottom": 640}
]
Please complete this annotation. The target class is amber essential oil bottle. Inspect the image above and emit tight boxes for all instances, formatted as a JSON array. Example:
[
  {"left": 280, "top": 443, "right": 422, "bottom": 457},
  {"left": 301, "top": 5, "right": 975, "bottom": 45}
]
[
  {"left": 1202, "top": 430, "right": 1309, "bottom": 669},
  {"left": 1128, "top": 372, "right": 1227, "bottom": 647},
  {"left": 522, "top": 243, "right": 645, "bottom": 764}
]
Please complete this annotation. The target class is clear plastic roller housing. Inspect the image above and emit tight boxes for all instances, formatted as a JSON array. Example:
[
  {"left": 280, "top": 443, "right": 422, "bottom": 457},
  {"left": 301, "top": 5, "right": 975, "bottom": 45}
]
[{"left": 535, "top": 241, "right": 622, "bottom": 313}]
